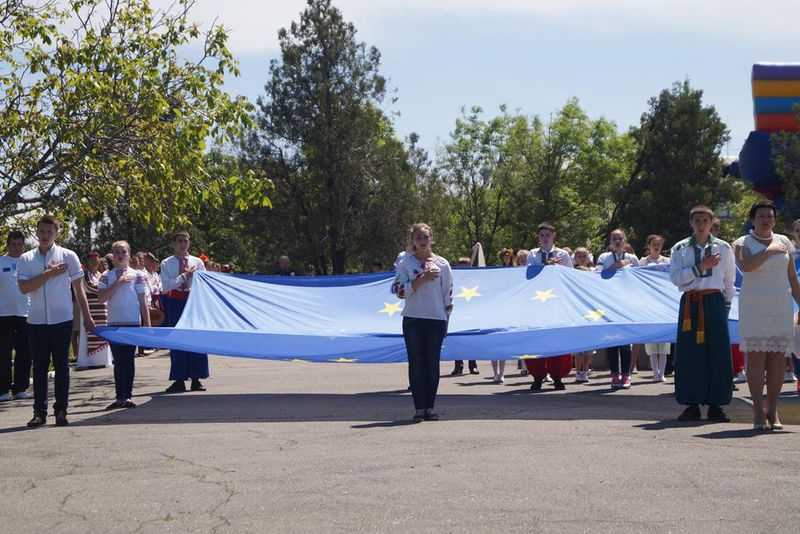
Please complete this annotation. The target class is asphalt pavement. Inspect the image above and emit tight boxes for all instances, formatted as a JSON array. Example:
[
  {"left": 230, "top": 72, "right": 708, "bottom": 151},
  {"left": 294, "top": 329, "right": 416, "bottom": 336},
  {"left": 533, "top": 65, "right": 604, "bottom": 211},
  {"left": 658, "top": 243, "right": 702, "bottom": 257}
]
[{"left": 0, "top": 352, "right": 798, "bottom": 533}]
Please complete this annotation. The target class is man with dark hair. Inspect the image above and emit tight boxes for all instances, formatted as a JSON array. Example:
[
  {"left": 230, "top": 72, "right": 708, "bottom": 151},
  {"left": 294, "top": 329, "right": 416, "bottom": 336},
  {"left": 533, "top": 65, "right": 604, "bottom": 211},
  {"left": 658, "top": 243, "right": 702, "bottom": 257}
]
[
  {"left": 160, "top": 231, "right": 208, "bottom": 393},
  {"left": 669, "top": 206, "right": 735, "bottom": 422},
  {"left": 0, "top": 231, "right": 32, "bottom": 401},
  {"left": 526, "top": 222, "right": 574, "bottom": 390},
  {"left": 17, "top": 216, "right": 95, "bottom": 427}
]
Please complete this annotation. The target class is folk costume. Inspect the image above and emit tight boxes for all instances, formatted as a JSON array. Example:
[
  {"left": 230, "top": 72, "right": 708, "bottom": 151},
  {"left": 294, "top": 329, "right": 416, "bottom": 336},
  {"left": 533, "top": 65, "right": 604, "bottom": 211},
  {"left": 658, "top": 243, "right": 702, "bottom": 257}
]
[
  {"left": 526, "top": 246, "right": 573, "bottom": 390},
  {"left": 160, "top": 254, "right": 209, "bottom": 385},
  {"left": 669, "top": 235, "right": 735, "bottom": 410}
]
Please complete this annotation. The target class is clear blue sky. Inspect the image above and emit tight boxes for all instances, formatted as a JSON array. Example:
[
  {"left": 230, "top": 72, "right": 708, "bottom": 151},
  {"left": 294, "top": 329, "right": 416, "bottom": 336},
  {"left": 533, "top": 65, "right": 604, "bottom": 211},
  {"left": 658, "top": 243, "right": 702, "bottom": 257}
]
[{"left": 160, "top": 0, "right": 800, "bottom": 156}]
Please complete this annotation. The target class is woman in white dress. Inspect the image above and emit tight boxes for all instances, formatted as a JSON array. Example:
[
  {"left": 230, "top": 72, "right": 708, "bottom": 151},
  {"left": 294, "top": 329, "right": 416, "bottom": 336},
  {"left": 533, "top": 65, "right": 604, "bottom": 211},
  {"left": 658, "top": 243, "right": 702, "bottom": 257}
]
[{"left": 734, "top": 200, "right": 800, "bottom": 430}]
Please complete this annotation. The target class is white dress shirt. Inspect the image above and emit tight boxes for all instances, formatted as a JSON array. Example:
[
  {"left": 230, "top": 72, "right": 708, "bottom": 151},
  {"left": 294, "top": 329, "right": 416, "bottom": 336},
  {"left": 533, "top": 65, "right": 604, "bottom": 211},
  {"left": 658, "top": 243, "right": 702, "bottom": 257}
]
[
  {"left": 160, "top": 255, "right": 205, "bottom": 293},
  {"left": 595, "top": 250, "right": 641, "bottom": 271},
  {"left": 16, "top": 245, "right": 83, "bottom": 325},
  {"left": 527, "top": 246, "right": 573, "bottom": 267}
]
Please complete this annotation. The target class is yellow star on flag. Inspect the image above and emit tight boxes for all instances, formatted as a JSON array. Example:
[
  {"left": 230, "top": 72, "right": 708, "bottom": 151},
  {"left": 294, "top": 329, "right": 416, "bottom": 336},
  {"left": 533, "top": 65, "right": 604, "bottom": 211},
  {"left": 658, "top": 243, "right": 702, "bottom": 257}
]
[
  {"left": 331, "top": 357, "right": 358, "bottom": 363},
  {"left": 378, "top": 301, "right": 403, "bottom": 316},
  {"left": 531, "top": 289, "right": 557, "bottom": 303},
  {"left": 518, "top": 354, "right": 543, "bottom": 359},
  {"left": 456, "top": 286, "right": 482, "bottom": 302},
  {"left": 290, "top": 358, "right": 310, "bottom": 363},
  {"left": 584, "top": 309, "right": 606, "bottom": 321}
]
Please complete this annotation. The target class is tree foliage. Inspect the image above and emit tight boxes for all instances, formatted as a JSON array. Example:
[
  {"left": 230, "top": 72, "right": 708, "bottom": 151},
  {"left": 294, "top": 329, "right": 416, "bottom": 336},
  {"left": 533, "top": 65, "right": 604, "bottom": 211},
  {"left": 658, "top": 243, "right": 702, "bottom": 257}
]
[
  {"left": 247, "top": 0, "right": 415, "bottom": 274},
  {"left": 0, "top": 0, "right": 269, "bottom": 230},
  {"left": 610, "top": 80, "right": 740, "bottom": 250},
  {"left": 435, "top": 101, "right": 634, "bottom": 262}
]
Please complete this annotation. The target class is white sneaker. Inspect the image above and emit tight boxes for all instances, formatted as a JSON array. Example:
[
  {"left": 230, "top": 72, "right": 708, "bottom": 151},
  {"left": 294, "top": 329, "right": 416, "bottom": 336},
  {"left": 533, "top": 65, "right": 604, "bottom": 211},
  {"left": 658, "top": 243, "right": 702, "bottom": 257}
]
[
  {"left": 13, "top": 391, "right": 32, "bottom": 399},
  {"left": 498, "top": 375, "right": 505, "bottom": 383},
  {"left": 735, "top": 371, "right": 747, "bottom": 383},
  {"left": 544, "top": 373, "right": 552, "bottom": 383},
  {"left": 0, "top": 393, "right": 11, "bottom": 401},
  {"left": 784, "top": 371, "right": 797, "bottom": 383}
]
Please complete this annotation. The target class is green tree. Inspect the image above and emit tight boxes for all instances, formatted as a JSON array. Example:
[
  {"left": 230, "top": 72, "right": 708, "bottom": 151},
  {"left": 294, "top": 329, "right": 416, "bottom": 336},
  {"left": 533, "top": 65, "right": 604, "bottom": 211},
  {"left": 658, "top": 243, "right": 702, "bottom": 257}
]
[
  {"left": 0, "top": 0, "right": 268, "bottom": 229},
  {"left": 610, "top": 80, "right": 739, "bottom": 250},
  {"left": 249, "top": 0, "right": 414, "bottom": 274},
  {"left": 503, "top": 99, "right": 635, "bottom": 253},
  {"left": 437, "top": 106, "right": 515, "bottom": 259},
  {"left": 772, "top": 124, "right": 800, "bottom": 229}
]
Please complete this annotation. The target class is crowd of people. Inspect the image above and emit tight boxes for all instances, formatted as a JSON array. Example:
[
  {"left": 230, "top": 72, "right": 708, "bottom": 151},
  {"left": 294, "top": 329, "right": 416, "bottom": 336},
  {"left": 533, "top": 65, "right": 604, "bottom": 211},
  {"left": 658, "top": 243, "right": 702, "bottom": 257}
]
[
  {"left": 393, "top": 202, "right": 800, "bottom": 426},
  {"left": 1, "top": 202, "right": 800, "bottom": 428}
]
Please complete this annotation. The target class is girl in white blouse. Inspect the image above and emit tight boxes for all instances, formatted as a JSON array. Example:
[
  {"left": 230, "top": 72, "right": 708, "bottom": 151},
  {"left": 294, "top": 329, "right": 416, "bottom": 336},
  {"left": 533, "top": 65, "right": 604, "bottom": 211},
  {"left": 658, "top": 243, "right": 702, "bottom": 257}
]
[{"left": 394, "top": 223, "right": 453, "bottom": 421}]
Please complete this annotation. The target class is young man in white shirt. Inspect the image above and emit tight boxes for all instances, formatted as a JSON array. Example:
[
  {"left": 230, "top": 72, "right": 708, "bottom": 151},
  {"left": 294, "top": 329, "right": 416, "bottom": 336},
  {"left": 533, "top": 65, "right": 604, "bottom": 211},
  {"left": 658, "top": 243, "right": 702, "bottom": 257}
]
[
  {"left": 160, "top": 231, "right": 208, "bottom": 393},
  {"left": 17, "top": 216, "right": 96, "bottom": 427},
  {"left": 0, "top": 231, "right": 32, "bottom": 401},
  {"left": 526, "top": 222, "right": 574, "bottom": 390},
  {"left": 669, "top": 206, "right": 736, "bottom": 423}
]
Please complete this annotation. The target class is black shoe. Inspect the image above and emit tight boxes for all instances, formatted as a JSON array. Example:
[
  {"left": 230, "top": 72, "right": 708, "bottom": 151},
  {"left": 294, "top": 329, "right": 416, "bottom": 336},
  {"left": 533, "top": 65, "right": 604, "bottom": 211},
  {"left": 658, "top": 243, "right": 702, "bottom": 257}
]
[
  {"left": 678, "top": 404, "right": 701, "bottom": 422},
  {"left": 553, "top": 378, "right": 566, "bottom": 391},
  {"left": 190, "top": 379, "right": 206, "bottom": 392},
  {"left": 412, "top": 409, "right": 425, "bottom": 421},
  {"left": 530, "top": 379, "right": 543, "bottom": 391},
  {"left": 424, "top": 409, "right": 440, "bottom": 421},
  {"left": 165, "top": 380, "right": 186, "bottom": 393},
  {"left": 27, "top": 411, "right": 46, "bottom": 428},
  {"left": 469, "top": 368, "right": 480, "bottom": 375},
  {"left": 124, "top": 400, "right": 137, "bottom": 408},
  {"left": 105, "top": 400, "right": 125, "bottom": 411},
  {"left": 450, "top": 367, "right": 464, "bottom": 376},
  {"left": 707, "top": 405, "right": 730, "bottom": 423},
  {"left": 54, "top": 411, "right": 69, "bottom": 427}
]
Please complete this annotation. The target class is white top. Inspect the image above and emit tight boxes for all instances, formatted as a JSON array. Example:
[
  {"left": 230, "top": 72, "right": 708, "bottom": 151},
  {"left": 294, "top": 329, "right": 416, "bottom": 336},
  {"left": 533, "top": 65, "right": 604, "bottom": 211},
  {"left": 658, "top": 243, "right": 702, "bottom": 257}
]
[
  {"left": 160, "top": 255, "right": 205, "bottom": 293},
  {"left": 669, "top": 235, "right": 736, "bottom": 303},
  {"left": 144, "top": 269, "right": 162, "bottom": 295},
  {"left": 527, "top": 246, "right": 573, "bottom": 267},
  {"left": 16, "top": 245, "right": 83, "bottom": 325},
  {"left": 98, "top": 268, "right": 148, "bottom": 325},
  {"left": 595, "top": 250, "right": 640, "bottom": 271},
  {"left": 639, "top": 255, "right": 670, "bottom": 266},
  {"left": 733, "top": 232, "right": 795, "bottom": 355},
  {"left": 0, "top": 255, "right": 30, "bottom": 317},
  {"left": 394, "top": 254, "right": 453, "bottom": 321}
]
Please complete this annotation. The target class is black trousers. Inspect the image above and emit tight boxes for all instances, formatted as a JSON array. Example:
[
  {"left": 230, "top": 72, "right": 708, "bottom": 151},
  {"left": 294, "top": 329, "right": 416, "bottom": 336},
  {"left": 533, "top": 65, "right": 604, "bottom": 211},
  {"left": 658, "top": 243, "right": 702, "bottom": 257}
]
[
  {"left": 110, "top": 342, "right": 136, "bottom": 401},
  {"left": 607, "top": 345, "right": 632, "bottom": 375},
  {"left": 403, "top": 317, "right": 447, "bottom": 410},
  {"left": 453, "top": 360, "right": 477, "bottom": 370},
  {"left": 0, "top": 315, "right": 31, "bottom": 394},
  {"left": 29, "top": 320, "right": 72, "bottom": 413}
]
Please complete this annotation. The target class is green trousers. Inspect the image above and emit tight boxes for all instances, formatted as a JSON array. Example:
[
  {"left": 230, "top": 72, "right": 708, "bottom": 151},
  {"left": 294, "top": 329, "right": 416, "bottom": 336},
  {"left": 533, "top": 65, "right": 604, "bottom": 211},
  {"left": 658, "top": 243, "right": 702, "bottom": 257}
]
[{"left": 675, "top": 291, "right": 732, "bottom": 406}]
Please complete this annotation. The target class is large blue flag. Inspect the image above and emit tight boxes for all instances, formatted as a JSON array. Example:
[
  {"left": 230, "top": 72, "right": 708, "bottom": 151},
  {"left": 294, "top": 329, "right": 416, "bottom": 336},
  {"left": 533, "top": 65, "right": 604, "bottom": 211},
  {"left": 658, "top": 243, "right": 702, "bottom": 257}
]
[{"left": 96, "top": 265, "right": 740, "bottom": 363}]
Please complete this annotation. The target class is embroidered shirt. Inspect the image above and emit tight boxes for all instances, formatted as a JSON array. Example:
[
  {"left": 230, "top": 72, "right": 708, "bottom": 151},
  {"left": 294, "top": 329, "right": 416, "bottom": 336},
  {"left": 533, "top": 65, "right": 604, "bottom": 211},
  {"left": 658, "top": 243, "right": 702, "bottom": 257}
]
[
  {"left": 394, "top": 254, "right": 453, "bottom": 321},
  {"left": 669, "top": 235, "right": 735, "bottom": 303}
]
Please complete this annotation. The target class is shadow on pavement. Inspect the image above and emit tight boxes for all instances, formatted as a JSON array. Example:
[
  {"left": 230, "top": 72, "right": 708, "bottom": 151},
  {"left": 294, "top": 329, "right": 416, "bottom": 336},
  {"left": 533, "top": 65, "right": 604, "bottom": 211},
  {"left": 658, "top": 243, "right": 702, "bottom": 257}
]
[{"left": 63, "top": 389, "right": 755, "bottom": 428}]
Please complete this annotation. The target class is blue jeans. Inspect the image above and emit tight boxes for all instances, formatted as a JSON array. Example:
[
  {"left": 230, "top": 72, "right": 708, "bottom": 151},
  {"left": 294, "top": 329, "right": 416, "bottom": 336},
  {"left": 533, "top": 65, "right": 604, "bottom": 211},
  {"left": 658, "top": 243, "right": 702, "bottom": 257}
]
[
  {"left": 29, "top": 321, "right": 72, "bottom": 413},
  {"left": 402, "top": 317, "right": 447, "bottom": 410}
]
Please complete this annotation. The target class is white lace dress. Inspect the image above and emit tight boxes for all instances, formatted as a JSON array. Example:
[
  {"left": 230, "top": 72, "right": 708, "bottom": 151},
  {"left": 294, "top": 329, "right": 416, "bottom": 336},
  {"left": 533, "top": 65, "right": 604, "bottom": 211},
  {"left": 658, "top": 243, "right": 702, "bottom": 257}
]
[{"left": 735, "top": 232, "right": 796, "bottom": 355}]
